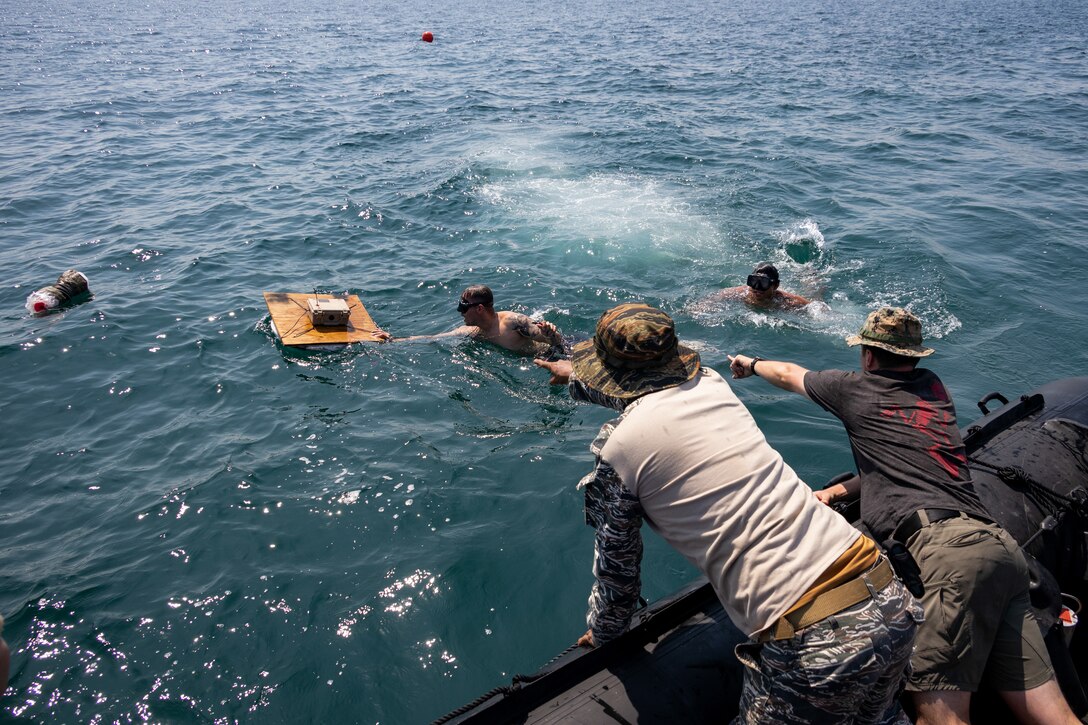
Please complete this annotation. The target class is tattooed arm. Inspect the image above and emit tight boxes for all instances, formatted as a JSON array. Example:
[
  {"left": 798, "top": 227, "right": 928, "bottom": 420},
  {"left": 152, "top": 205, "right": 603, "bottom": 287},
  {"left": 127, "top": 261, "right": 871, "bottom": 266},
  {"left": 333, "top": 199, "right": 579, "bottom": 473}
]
[
  {"left": 391, "top": 325, "right": 478, "bottom": 342},
  {"left": 510, "top": 313, "right": 567, "bottom": 351},
  {"left": 531, "top": 319, "right": 566, "bottom": 348}
]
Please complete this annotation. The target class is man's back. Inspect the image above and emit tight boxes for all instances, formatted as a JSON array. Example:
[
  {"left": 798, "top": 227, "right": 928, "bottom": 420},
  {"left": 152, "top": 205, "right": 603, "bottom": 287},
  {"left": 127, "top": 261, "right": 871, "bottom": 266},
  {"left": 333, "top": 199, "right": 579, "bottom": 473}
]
[
  {"left": 601, "top": 367, "right": 863, "bottom": 635},
  {"left": 804, "top": 367, "right": 990, "bottom": 542}
]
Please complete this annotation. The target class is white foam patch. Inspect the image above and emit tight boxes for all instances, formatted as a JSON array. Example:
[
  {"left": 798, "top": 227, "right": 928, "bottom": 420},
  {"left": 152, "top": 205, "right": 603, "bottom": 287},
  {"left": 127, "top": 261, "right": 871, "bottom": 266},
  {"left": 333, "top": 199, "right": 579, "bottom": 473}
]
[
  {"left": 478, "top": 172, "right": 721, "bottom": 255},
  {"left": 528, "top": 306, "right": 569, "bottom": 319},
  {"left": 776, "top": 218, "right": 826, "bottom": 250},
  {"left": 468, "top": 134, "right": 721, "bottom": 257},
  {"left": 687, "top": 296, "right": 863, "bottom": 339},
  {"left": 469, "top": 134, "right": 571, "bottom": 175},
  {"left": 762, "top": 218, "right": 831, "bottom": 286}
]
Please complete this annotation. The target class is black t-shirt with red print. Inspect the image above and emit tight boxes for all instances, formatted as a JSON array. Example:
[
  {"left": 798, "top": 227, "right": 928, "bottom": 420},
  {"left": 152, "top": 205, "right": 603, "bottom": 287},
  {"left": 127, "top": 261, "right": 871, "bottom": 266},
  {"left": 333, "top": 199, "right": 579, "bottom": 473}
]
[{"left": 804, "top": 368, "right": 991, "bottom": 544}]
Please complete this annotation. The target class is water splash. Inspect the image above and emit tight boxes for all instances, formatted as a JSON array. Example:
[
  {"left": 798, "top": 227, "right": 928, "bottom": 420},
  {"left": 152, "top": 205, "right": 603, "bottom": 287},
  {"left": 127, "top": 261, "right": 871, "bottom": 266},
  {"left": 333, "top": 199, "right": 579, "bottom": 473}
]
[
  {"left": 470, "top": 134, "right": 722, "bottom": 261},
  {"left": 775, "top": 218, "right": 826, "bottom": 265}
]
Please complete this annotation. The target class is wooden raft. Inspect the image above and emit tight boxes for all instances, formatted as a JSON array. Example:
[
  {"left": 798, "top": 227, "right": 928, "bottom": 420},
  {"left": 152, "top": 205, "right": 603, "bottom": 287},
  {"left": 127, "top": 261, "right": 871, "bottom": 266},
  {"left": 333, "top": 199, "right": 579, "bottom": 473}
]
[{"left": 263, "top": 292, "right": 383, "bottom": 346}]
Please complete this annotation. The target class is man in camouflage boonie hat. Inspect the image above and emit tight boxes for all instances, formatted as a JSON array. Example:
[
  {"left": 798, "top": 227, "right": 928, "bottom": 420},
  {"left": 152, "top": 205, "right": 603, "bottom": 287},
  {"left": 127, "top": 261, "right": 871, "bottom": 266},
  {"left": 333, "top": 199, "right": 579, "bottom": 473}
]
[
  {"left": 569, "top": 303, "right": 700, "bottom": 400},
  {"left": 845, "top": 307, "right": 934, "bottom": 357},
  {"left": 535, "top": 304, "right": 918, "bottom": 723},
  {"left": 730, "top": 309, "right": 1077, "bottom": 722}
]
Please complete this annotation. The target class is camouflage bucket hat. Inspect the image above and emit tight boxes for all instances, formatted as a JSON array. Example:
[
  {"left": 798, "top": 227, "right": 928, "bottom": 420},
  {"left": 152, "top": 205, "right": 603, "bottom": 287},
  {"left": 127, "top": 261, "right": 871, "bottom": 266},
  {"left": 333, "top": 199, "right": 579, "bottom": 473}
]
[
  {"left": 571, "top": 303, "right": 701, "bottom": 400},
  {"left": 846, "top": 307, "right": 934, "bottom": 357}
]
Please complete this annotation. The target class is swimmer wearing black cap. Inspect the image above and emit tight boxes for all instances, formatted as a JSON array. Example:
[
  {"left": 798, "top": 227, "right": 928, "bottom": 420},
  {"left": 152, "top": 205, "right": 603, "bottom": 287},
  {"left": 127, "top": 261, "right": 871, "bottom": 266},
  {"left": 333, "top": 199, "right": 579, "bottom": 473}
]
[
  {"left": 387, "top": 284, "right": 568, "bottom": 357},
  {"left": 708, "top": 263, "right": 811, "bottom": 310}
]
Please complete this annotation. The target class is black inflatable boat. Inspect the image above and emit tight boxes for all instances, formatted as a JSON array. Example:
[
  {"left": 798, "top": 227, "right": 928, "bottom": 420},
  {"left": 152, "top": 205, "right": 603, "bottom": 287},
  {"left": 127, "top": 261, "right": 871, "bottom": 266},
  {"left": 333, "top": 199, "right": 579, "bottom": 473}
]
[{"left": 434, "top": 378, "right": 1088, "bottom": 724}]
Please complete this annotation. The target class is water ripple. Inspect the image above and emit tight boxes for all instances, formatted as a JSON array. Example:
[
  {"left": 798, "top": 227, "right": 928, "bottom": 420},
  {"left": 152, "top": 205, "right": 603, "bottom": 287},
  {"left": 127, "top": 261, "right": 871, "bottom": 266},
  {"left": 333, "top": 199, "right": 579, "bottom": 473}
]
[{"left": 2, "top": 0, "right": 1088, "bottom": 721}]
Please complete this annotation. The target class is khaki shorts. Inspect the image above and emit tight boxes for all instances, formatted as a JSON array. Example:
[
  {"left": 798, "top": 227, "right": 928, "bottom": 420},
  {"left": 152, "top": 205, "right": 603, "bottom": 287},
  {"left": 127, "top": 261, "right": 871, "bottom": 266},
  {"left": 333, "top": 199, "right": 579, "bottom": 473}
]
[{"left": 907, "top": 515, "right": 1054, "bottom": 692}]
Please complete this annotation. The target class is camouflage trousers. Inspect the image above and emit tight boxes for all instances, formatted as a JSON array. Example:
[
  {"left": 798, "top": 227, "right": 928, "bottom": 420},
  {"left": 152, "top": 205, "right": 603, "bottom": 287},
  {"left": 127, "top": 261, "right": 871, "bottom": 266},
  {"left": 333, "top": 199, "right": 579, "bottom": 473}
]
[{"left": 733, "top": 576, "right": 922, "bottom": 724}]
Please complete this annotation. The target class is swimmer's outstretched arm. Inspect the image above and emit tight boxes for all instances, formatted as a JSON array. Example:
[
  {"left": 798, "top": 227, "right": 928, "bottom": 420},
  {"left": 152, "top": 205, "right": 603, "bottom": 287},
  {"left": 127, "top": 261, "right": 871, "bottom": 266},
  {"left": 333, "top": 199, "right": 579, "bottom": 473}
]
[
  {"left": 776, "top": 290, "right": 811, "bottom": 308},
  {"left": 688, "top": 286, "right": 749, "bottom": 312},
  {"left": 703, "top": 286, "right": 747, "bottom": 302},
  {"left": 384, "top": 325, "right": 478, "bottom": 343}
]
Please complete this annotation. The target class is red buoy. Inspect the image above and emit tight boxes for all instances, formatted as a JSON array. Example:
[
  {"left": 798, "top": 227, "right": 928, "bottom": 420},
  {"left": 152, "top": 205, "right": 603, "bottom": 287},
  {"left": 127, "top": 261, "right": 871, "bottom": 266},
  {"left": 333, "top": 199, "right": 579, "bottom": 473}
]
[{"left": 421, "top": 31, "right": 434, "bottom": 43}]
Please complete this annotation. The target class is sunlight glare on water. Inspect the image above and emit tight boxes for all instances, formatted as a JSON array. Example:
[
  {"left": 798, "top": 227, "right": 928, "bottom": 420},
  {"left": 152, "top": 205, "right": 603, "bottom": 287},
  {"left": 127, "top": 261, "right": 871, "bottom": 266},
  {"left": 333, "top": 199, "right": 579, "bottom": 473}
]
[{"left": 1, "top": 0, "right": 1086, "bottom": 721}]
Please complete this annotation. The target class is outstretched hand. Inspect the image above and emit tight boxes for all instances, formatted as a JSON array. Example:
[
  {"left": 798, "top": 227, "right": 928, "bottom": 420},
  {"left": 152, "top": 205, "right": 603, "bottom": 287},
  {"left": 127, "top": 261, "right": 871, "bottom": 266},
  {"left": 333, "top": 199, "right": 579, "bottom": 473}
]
[
  {"left": 534, "top": 358, "right": 572, "bottom": 385},
  {"left": 728, "top": 354, "right": 754, "bottom": 379}
]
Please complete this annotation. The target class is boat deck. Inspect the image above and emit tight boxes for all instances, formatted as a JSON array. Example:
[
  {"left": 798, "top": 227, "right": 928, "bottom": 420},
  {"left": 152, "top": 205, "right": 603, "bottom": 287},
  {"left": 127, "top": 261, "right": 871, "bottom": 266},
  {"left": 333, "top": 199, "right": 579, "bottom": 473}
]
[{"left": 442, "top": 580, "right": 745, "bottom": 724}]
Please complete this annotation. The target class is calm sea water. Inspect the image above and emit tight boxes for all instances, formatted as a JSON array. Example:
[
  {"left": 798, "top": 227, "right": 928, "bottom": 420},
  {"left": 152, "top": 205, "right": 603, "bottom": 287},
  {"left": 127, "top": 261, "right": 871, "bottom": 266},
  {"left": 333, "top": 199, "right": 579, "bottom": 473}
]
[{"left": 2, "top": 0, "right": 1086, "bottom": 721}]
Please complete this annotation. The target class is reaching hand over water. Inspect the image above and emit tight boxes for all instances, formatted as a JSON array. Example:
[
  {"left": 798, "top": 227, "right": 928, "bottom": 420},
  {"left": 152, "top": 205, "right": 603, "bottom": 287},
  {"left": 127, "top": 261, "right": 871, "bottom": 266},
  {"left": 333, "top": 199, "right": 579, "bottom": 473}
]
[{"left": 534, "top": 358, "right": 572, "bottom": 385}]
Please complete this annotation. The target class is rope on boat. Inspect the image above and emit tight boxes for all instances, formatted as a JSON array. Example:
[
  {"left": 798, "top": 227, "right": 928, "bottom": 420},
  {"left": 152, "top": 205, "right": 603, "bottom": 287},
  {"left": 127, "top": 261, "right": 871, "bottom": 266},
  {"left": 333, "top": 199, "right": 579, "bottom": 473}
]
[
  {"left": 969, "top": 457, "right": 1081, "bottom": 519},
  {"left": 526, "top": 641, "right": 582, "bottom": 674},
  {"left": 430, "top": 685, "right": 517, "bottom": 725}
]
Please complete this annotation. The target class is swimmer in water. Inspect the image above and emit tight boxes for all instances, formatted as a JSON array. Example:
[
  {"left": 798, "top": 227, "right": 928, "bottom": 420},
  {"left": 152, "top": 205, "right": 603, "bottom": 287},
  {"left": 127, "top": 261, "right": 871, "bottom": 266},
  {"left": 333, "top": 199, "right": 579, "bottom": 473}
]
[
  {"left": 387, "top": 284, "right": 568, "bottom": 357},
  {"left": 706, "top": 263, "right": 811, "bottom": 310}
]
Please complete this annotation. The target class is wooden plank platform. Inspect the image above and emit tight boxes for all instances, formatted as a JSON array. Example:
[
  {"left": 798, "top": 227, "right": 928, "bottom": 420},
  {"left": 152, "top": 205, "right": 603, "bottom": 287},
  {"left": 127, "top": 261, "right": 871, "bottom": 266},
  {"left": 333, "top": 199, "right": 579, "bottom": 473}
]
[{"left": 263, "top": 292, "right": 383, "bottom": 346}]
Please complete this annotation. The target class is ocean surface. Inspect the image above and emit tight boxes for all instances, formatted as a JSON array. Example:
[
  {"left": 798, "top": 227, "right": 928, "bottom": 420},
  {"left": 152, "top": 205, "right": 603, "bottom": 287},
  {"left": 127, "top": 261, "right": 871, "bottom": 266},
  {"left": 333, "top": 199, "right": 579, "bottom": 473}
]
[{"left": 1, "top": 0, "right": 1086, "bottom": 721}]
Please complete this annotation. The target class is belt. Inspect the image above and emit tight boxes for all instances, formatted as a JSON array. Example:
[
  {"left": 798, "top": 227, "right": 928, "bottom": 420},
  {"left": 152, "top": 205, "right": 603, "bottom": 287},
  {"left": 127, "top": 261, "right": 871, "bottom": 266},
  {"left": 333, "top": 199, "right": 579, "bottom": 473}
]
[
  {"left": 757, "top": 558, "right": 894, "bottom": 643},
  {"left": 894, "top": 508, "right": 993, "bottom": 544}
]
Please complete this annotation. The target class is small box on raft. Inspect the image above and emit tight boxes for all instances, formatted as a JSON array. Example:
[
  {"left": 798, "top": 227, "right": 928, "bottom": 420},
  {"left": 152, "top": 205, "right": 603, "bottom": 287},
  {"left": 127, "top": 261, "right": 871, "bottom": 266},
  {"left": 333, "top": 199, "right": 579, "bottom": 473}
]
[{"left": 306, "top": 297, "right": 351, "bottom": 327}]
